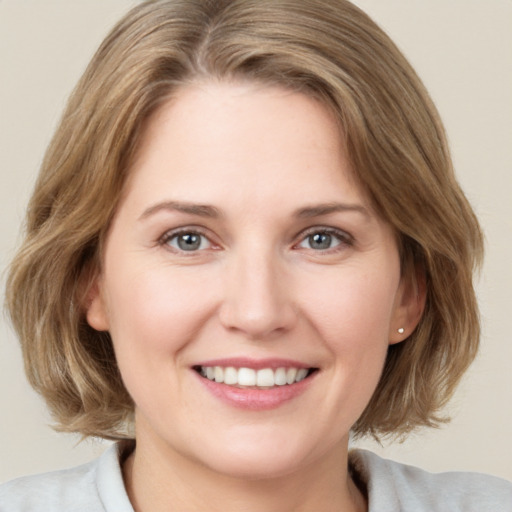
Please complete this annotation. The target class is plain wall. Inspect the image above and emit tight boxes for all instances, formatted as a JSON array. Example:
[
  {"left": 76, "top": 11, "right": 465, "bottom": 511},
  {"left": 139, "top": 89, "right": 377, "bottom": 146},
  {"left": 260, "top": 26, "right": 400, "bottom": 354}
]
[{"left": 1, "top": 0, "right": 511, "bottom": 483}]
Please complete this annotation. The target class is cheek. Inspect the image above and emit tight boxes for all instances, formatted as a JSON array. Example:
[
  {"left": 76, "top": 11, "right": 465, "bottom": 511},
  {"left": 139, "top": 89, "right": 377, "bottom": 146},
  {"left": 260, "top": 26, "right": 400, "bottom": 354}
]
[
  {"left": 307, "top": 269, "right": 398, "bottom": 420},
  {"left": 104, "top": 263, "right": 217, "bottom": 358},
  {"left": 302, "top": 267, "right": 399, "bottom": 348},
  {"left": 103, "top": 264, "right": 220, "bottom": 414}
]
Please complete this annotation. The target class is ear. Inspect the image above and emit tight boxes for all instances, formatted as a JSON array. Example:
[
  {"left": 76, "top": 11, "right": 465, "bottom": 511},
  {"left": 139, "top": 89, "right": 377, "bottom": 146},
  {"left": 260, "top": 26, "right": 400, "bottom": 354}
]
[
  {"left": 84, "top": 273, "right": 110, "bottom": 332},
  {"left": 389, "top": 267, "right": 426, "bottom": 345}
]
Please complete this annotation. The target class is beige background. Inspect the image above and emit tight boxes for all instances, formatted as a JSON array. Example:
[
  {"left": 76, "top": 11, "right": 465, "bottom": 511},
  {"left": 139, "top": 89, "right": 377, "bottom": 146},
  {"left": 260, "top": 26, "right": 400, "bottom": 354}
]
[{"left": 1, "top": 1, "right": 511, "bottom": 483}]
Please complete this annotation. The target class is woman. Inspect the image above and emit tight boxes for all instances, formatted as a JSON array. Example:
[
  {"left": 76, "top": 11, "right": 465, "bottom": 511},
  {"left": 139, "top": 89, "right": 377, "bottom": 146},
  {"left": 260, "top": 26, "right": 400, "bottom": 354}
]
[{"left": 1, "top": 0, "right": 511, "bottom": 510}]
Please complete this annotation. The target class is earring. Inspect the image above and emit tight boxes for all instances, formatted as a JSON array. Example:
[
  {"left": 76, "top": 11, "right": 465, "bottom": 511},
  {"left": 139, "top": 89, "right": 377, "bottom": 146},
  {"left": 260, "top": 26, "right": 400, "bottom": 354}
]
[{"left": 397, "top": 327, "right": 405, "bottom": 334}]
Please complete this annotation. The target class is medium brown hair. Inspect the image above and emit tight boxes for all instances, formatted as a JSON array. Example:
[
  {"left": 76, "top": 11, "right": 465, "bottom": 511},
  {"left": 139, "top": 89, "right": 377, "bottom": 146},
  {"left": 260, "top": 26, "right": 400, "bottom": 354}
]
[{"left": 5, "top": 0, "right": 483, "bottom": 440}]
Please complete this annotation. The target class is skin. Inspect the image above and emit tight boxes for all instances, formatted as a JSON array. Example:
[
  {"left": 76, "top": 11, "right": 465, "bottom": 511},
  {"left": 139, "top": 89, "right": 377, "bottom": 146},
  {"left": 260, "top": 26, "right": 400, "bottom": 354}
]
[{"left": 87, "top": 81, "right": 423, "bottom": 512}]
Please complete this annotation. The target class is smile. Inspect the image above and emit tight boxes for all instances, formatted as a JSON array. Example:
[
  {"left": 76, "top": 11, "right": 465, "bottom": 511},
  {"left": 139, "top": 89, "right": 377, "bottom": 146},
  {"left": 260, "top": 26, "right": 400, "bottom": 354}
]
[{"left": 195, "top": 366, "right": 316, "bottom": 388}]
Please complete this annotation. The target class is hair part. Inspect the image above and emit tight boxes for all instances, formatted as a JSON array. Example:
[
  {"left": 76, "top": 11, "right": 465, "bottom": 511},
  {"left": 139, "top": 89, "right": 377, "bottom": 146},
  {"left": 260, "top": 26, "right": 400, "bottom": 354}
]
[{"left": 5, "top": 0, "right": 483, "bottom": 440}]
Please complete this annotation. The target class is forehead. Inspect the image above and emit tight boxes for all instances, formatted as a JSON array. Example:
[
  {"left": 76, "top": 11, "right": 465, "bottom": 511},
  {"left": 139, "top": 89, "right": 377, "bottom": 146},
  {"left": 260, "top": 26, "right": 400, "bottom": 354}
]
[{"left": 120, "top": 80, "right": 369, "bottom": 216}]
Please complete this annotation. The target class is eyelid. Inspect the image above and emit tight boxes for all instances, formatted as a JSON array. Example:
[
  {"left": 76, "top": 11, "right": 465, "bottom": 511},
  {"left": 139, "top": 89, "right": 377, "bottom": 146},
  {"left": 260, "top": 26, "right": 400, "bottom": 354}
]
[
  {"left": 294, "top": 226, "right": 354, "bottom": 250},
  {"left": 156, "top": 225, "right": 353, "bottom": 253},
  {"left": 158, "top": 226, "right": 219, "bottom": 252}
]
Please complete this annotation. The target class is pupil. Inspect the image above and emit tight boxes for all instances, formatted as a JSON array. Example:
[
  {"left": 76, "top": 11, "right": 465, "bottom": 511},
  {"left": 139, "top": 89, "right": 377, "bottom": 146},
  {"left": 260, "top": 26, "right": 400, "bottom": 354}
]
[
  {"left": 178, "top": 233, "right": 201, "bottom": 251},
  {"left": 310, "top": 233, "right": 331, "bottom": 249}
]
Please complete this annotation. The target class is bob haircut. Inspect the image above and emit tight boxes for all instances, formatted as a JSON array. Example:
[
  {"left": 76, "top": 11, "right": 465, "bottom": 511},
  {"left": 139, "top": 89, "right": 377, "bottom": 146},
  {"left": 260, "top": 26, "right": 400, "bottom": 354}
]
[{"left": 6, "top": 0, "right": 483, "bottom": 440}]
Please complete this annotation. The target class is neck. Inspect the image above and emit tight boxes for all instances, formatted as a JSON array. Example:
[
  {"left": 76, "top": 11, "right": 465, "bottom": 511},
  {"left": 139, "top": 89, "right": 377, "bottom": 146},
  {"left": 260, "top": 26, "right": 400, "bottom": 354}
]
[{"left": 123, "top": 431, "right": 366, "bottom": 512}]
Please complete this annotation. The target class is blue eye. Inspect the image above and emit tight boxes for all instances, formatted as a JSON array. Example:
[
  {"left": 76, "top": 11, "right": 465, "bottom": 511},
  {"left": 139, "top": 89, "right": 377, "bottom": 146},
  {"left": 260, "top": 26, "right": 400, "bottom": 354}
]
[
  {"left": 165, "top": 231, "right": 211, "bottom": 252},
  {"left": 298, "top": 230, "right": 347, "bottom": 251}
]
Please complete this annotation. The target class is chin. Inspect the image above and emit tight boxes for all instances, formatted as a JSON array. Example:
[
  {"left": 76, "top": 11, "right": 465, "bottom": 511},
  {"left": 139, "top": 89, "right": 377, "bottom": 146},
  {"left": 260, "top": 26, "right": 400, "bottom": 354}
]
[
  {"left": 204, "top": 453, "right": 305, "bottom": 481},
  {"left": 191, "top": 429, "right": 325, "bottom": 481}
]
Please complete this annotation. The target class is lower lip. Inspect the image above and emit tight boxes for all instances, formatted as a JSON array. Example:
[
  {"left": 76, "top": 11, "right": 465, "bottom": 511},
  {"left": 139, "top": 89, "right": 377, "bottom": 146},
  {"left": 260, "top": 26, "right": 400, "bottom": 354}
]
[{"left": 195, "top": 371, "right": 316, "bottom": 410}]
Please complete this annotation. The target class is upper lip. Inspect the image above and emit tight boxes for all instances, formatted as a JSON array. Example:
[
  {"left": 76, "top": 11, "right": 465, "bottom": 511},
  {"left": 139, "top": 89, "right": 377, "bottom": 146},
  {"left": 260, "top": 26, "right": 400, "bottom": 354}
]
[{"left": 192, "top": 357, "right": 314, "bottom": 370}]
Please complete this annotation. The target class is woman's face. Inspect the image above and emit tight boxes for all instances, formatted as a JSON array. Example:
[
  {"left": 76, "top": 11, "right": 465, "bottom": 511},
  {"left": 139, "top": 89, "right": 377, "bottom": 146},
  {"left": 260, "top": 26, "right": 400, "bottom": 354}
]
[{"left": 87, "top": 81, "right": 417, "bottom": 479}]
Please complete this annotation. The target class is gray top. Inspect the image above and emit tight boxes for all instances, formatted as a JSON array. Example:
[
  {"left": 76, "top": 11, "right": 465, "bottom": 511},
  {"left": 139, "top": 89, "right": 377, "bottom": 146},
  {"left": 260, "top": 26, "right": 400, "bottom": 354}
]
[
  {"left": 1, "top": 443, "right": 511, "bottom": 511},
  {"left": 350, "top": 450, "right": 512, "bottom": 511}
]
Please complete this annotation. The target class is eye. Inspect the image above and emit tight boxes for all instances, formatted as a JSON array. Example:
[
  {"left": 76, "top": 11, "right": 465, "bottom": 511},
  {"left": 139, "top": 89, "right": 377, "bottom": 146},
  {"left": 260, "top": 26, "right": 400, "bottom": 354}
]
[
  {"left": 297, "top": 229, "right": 351, "bottom": 251},
  {"left": 162, "top": 230, "right": 212, "bottom": 252}
]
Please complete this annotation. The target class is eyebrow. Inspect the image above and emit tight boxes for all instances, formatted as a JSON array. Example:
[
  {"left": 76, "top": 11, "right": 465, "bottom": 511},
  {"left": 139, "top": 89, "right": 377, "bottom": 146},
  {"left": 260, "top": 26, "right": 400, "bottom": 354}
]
[
  {"left": 139, "top": 201, "right": 221, "bottom": 220},
  {"left": 294, "top": 202, "right": 370, "bottom": 219},
  {"left": 139, "top": 200, "right": 369, "bottom": 221}
]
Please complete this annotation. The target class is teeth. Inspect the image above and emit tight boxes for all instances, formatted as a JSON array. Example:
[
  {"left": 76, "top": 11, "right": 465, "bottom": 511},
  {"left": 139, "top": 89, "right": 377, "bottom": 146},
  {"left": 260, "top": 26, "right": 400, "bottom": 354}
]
[
  {"left": 224, "top": 367, "right": 238, "bottom": 385},
  {"left": 286, "top": 368, "right": 297, "bottom": 384},
  {"left": 199, "top": 366, "right": 313, "bottom": 388},
  {"left": 238, "top": 367, "right": 256, "bottom": 386},
  {"left": 296, "top": 368, "right": 308, "bottom": 382},
  {"left": 214, "top": 366, "right": 224, "bottom": 383},
  {"left": 274, "top": 367, "right": 287, "bottom": 386},
  {"left": 256, "top": 368, "right": 274, "bottom": 387}
]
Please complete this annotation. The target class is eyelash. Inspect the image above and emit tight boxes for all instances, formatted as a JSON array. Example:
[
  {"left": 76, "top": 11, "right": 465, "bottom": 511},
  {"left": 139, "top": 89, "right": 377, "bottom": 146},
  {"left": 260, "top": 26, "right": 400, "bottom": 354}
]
[
  {"left": 294, "top": 227, "right": 354, "bottom": 253},
  {"left": 158, "top": 226, "right": 353, "bottom": 254},
  {"left": 159, "top": 228, "right": 215, "bottom": 253}
]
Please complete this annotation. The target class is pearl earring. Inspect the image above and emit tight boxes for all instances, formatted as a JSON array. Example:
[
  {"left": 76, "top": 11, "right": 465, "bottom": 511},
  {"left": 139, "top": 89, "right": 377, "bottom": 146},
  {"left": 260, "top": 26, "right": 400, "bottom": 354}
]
[{"left": 397, "top": 327, "right": 405, "bottom": 334}]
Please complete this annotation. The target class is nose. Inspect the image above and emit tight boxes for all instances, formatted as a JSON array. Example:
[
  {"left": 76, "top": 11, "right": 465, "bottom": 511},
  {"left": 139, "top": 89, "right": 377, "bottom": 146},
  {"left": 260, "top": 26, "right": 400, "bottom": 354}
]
[{"left": 218, "top": 247, "right": 298, "bottom": 340}]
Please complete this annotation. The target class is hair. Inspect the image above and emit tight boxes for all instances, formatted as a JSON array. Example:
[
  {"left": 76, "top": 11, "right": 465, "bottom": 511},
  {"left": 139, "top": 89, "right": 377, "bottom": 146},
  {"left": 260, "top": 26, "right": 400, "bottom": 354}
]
[{"left": 5, "top": 0, "right": 483, "bottom": 440}]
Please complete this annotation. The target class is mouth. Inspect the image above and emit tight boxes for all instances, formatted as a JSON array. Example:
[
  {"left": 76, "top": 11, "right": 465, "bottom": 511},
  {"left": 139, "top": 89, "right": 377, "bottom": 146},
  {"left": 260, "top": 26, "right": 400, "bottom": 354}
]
[{"left": 193, "top": 365, "right": 318, "bottom": 389}]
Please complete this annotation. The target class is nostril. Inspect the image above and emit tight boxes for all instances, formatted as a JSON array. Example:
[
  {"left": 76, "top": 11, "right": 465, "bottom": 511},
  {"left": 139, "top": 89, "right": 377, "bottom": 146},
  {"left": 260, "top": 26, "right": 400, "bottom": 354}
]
[{"left": 218, "top": 298, "right": 298, "bottom": 340}]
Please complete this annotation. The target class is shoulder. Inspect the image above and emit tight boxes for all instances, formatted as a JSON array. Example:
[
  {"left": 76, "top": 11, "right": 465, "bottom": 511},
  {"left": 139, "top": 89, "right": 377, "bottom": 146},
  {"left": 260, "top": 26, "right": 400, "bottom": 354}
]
[
  {"left": 349, "top": 448, "right": 512, "bottom": 512},
  {"left": 0, "top": 442, "right": 134, "bottom": 512},
  {"left": 0, "top": 461, "right": 99, "bottom": 512}
]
